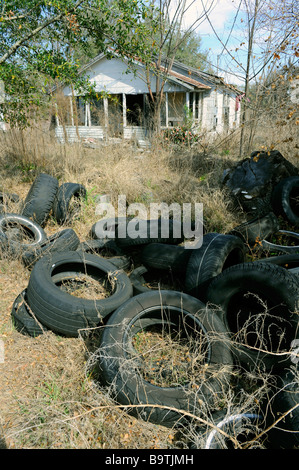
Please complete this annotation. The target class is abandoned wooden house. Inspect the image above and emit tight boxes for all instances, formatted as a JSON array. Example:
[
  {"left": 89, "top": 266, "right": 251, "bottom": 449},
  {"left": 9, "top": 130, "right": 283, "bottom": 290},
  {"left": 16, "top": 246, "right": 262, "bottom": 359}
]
[{"left": 53, "top": 52, "right": 243, "bottom": 146}]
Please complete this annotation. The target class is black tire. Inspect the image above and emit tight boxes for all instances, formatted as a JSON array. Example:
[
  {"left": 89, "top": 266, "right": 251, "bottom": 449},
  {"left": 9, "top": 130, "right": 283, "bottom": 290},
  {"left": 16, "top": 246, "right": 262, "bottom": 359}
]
[
  {"left": 22, "top": 228, "right": 80, "bottom": 268},
  {"left": 96, "top": 290, "right": 233, "bottom": 427},
  {"left": 229, "top": 212, "right": 279, "bottom": 246},
  {"left": 141, "top": 243, "right": 192, "bottom": 273},
  {"left": 11, "top": 289, "right": 48, "bottom": 337},
  {"left": 256, "top": 253, "right": 299, "bottom": 281},
  {"left": 255, "top": 253, "right": 299, "bottom": 270},
  {"left": 129, "top": 266, "right": 152, "bottom": 295},
  {"left": 53, "top": 182, "right": 87, "bottom": 225},
  {"left": 261, "top": 230, "right": 299, "bottom": 254},
  {"left": 115, "top": 218, "right": 184, "bottom": 249},
  {"left": 90, "top": 217, "right": 131, "bottom": 240},
  {"left": 0, "top": 192, "right": 20, "bottom": 204},
  {"left": 191, "top": 409, "right": 265, "bottom": 449},
  {"left": 21, "top": 173, "right": 59, "bottom": 227},
  {"left": 0, "top": 213, "right": 47, "bottom": 256},
  {"left": 206, "top": 262, "right": 299, "bottom": 371},
  {"left": 77, "top": 239, "right": 131, "bottom": 271},
  {"left": 271, "top": 176, "right": 299, "bottom": 226},
  {"left": 185, "top": 233, "right": 246, "bottom": 302},
  {"left": 129, "top": 265, "right": 183, "bottom": 295},
  {"left": 266, "top": 368, "right": 299, "bottom": 449},
  {"left": 26, "top": 251, "right": 133, "bottom": 337}
]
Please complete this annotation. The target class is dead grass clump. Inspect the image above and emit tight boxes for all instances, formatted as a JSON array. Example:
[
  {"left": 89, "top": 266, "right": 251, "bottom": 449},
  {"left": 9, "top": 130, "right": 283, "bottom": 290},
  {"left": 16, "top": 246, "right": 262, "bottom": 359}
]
[
  {"left": 1, "top": 329, "right": 173, "bottom": 449},
  {"left": 132, "top": 325, "right": 210, "bottom": 388},
  {"left": 57, "top": 274, "right": 110, "bottom": 301}
]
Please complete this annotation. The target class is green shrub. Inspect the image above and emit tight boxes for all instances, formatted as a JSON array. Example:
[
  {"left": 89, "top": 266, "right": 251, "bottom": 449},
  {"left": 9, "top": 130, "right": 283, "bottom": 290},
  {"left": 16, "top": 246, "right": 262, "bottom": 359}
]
[{"left": 163, "top": 126, "right": 200, "bottom": 145}]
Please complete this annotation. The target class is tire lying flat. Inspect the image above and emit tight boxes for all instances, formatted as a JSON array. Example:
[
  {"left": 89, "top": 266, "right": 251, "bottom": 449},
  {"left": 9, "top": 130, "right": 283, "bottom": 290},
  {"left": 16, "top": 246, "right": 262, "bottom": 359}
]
[
  {"left": 141, "top": 243, "right": 192, "bottom": 273},
  {"left": 90, "top": 217, "right": 130, "bottom": 240},
  {"left": 261, "top": 230, "right": 299, "bottom": 254},
  {"left": 77, "top": 239, "right": 131, "bottom": 271},
  {"left": 254, "top": 253, "right": 299, "bottom": 270},
  {"left": 96, "top": 290, "right": 233, "bottom": 427},
  {"left": 115, "top": 218, "right": 184, "bottom": 248},
  {"left": 26, "top": 251, "right": 133, "bottom": 337}
]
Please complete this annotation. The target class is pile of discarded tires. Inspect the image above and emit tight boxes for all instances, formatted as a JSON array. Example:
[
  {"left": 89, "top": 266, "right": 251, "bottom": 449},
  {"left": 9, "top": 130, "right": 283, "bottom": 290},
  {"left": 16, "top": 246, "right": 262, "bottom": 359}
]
[{"left": 3, "top": 172, "right": 299, "bottom": 449}]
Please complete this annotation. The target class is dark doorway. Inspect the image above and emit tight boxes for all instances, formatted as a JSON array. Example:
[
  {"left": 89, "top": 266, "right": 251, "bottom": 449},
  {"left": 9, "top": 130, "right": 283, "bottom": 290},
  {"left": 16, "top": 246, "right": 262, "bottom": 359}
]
[{"left": 126, "top": 94, "right": 144, "bottom": 125}]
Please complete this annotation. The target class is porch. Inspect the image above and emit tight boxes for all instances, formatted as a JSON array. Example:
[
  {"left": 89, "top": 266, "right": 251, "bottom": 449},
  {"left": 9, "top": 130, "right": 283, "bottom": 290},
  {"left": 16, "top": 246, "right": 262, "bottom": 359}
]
[{"left": 53, "top": 90, "right": 204, "bottom": 146}]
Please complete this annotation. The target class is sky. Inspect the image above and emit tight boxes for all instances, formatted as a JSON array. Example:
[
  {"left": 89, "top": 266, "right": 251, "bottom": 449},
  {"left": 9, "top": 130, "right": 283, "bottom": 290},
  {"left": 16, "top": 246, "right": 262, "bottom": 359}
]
[
  {"left": 180, "top": 0, "right": 249, "bottom": 85},
  {"left": 178, "top": 0, "right": 298, "bottom": 87}
]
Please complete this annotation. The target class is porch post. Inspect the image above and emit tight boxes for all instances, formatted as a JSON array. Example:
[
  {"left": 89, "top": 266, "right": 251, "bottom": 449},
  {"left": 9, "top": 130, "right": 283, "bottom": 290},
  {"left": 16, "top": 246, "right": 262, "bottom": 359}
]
[
  {"left": 185, "top": 92, "right": 190, "bottom": 109},
  {"left": 54, "top": 103, "right": 60, "bottom": 127},
  {"left": 165, "top": 92, "right": 169, "bottom": 127},
  {"left": 69, "top": 96, "right": 74, "bottom": 126},
  {"left": 122, "top": 93, "right": 127, "bottom": 129},
  {"left": 87, "top": 102, "right": 91, "bottom": 127},
  {"left": 103, "top": 96, "right": 109, "bottom": 132},
  {"left": 84, "top": 102, "right": 88, "bottom": 126}
]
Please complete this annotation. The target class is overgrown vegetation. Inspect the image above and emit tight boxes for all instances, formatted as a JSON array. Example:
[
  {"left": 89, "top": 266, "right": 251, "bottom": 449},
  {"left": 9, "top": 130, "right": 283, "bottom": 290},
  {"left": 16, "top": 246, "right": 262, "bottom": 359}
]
[
  {"left": 0, "top": 0, "right": 298, "bottom": 451},
  {"left": 0, "top": 115, "right": 297, "bottom": 449}
]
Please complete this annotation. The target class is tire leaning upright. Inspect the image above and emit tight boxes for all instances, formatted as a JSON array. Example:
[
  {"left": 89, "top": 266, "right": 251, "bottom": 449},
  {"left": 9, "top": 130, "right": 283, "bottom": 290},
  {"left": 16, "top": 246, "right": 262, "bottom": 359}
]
[
  {"left": 21, "top": 173, "right": 59, "bottom": 227},
  {"left": 22, "top": 228, "right": 80, "bottom": 268},
  {"left": 271, "top": 176, "right": 299, "bottom": 226},
  {"left": 185, "top": 233, "right": 246, "bottom": 302},
  {"left": 53, "top": 182, "right": 87, "bottom": 225}
]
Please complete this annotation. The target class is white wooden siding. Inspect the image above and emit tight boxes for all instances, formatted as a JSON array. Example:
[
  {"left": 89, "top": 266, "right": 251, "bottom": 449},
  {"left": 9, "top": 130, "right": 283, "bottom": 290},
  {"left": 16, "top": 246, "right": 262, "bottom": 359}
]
[
  {"left": 63, "top": 57, "right": 187, "bottom": 97},
  {"left": 55, "top": 125, "right": 105, "bottom": 143},
  {"left": 57, "top": 55, "right": 242, "bottom": 140},
  {"left": 55, "top": 124, "right": 150, "bottom": 146}
]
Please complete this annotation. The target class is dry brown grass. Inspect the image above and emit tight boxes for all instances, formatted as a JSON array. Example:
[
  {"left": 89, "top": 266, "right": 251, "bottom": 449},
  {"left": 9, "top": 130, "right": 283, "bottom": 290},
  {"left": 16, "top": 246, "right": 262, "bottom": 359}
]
[{"left": 0, "top": 117, "right": 297, "bottom": 449}]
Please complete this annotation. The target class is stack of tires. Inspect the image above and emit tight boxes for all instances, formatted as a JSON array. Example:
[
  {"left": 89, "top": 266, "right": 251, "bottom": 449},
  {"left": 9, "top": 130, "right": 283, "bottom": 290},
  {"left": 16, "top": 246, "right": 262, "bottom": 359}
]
[
  {"left": 0, "top": 173, "right": 87, "bottom": 266},
  {"left": 5, "top": 173, "right": 87, "bottom": 335},
  {"left": 6, "top": 172, "right": 299, "bottom": 449},
  {"left": 89, "top": 215, "right": 298, "bottom": 448}
]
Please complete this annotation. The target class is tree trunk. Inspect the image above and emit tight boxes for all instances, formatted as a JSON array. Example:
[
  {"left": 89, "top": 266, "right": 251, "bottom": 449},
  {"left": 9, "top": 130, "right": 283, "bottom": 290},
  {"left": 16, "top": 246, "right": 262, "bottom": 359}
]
[{"left": 239, "top": 0, "right": 260, "bottom": 157}]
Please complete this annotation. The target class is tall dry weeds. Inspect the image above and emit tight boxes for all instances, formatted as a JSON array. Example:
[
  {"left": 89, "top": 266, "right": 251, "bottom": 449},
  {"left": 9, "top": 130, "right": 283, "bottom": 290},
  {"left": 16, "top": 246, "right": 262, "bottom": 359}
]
[{"left": 0, "top": 116, "right": 297, "bottom": 449}]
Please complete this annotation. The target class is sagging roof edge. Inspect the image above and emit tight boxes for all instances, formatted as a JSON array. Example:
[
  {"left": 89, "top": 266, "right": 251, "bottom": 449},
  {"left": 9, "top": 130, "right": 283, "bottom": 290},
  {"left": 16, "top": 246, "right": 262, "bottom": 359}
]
[{"left": 52, "top": 49, "right": 243, "bottom": 95}]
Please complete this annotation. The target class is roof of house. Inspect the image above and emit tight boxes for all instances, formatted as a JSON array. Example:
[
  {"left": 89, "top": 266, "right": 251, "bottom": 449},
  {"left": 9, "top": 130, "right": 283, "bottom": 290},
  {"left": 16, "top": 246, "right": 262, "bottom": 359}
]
[
  {"left": 80, "top": 51, "right": 211, "bottom": 91},
  {"left": 169, "top": 58, "right": 243, "bottom": 94},
  {"left": 159, "top": 66, "right": 211, "bottom": 90},
  {"left": 58, "top": 50, "right": 242, "bottom": 95}
]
